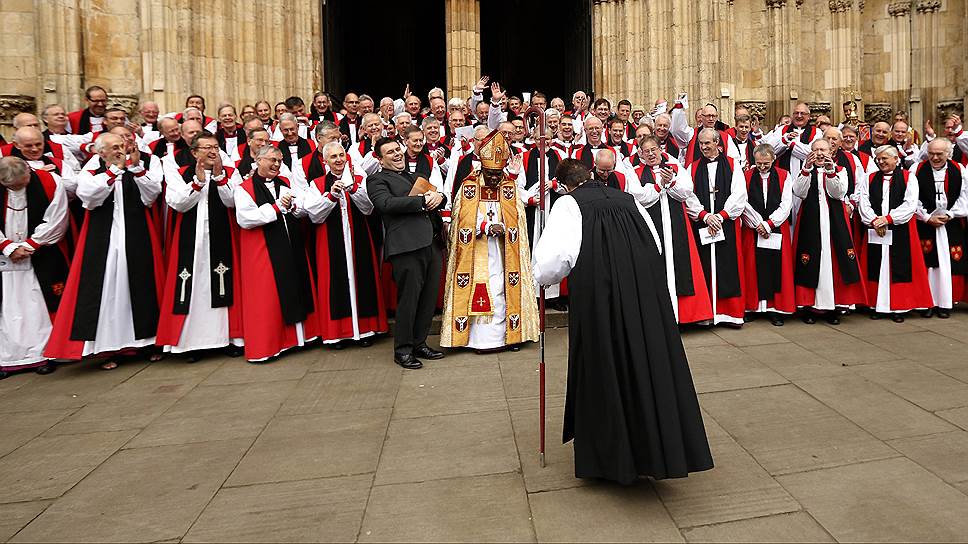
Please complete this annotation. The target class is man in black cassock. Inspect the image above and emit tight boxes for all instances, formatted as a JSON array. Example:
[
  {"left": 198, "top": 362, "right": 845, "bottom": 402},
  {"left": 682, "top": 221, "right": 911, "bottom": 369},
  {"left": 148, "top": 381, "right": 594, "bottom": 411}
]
[{"left": 531, "top": 158, "right": 713, "bottom": 484}]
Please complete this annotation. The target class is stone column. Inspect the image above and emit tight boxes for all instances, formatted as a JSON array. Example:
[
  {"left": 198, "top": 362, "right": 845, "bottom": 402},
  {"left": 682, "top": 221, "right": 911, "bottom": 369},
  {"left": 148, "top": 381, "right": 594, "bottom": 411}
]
[
  {"left": 885, "top": 1, "right": 912, "bottom": 118},
  {"left": 80, "top": 0, "right": 143, "bottom": 114},
  {"left": 0, "top": 1, "right": 39, "bottom": 137},
  {"left": 911, "top": 0, "right": 942, "bottom": 128},
  {"left": 445, "top": 0, "right": 480, "bottom": 100},
  {"left": 827, "top": 1, "right": 862, "bottom": 125},
  {"left": 765, "top": 0, "right": 799, "bottom": 124}
]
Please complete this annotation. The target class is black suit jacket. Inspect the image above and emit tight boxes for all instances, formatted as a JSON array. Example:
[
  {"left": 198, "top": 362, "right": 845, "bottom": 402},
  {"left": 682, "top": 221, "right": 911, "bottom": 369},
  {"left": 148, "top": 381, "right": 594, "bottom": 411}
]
[{"left": 367, "top": 169, "right": 447, "bottom": 258}]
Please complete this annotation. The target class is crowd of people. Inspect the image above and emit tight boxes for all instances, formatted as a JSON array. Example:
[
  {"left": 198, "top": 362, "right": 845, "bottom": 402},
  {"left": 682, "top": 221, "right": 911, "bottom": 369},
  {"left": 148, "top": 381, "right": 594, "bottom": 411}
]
[{"left": 2, "top": 76, "right": 967, "bottom": 379}]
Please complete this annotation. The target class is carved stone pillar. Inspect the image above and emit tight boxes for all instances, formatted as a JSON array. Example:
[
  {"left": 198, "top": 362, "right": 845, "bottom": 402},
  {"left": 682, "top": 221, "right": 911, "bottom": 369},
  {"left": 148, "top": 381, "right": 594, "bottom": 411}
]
[
  {"left": 81, "top": 0, "right": 144, "bottom": 104},
  {"left": 766, "top": 0, "right": 799, "bottom": 124},
  {"left": 885, "top": 1, "right": 912, "bottom": 117},
  {"left": 827, "top": 1, "right": 862, "bottom": 124},
  {"left": 912, "top": 0, "right": 943, "bottom": 127},
  {"left": 0, "top": 1, "right": 39, "bottom": 137},
  {"left": 445, "top": 0, "right": 481, "bottom": 100}
]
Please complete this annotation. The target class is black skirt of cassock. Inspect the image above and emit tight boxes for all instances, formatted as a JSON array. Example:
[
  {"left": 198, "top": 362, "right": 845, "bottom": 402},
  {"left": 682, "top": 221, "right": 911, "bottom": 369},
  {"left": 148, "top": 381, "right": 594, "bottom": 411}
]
[{"left": 564, "top": 182, "right": 714, "bottom": 484}]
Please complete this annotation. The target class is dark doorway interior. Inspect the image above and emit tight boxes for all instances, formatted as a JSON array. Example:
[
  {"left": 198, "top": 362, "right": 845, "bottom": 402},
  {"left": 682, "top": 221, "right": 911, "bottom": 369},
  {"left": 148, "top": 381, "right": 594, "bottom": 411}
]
[
  {"left": 322, "top": 0, "right": 447, "bottom": 103},
  {"left": 480, "top": 0, "right": 593, "bottom": 104}
]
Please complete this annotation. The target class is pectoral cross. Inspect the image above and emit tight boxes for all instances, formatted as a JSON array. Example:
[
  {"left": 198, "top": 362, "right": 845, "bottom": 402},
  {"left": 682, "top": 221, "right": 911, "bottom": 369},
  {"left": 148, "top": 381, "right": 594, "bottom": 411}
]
[
  {"left": 486, "top": 208, "right": 497, "bottom": 222},
  {"left": 213, "top": 262, "right": 230, "bottom": 296},
  {"left": 477, "top": 297, "right": 487, "bottom": 307},
  {"left": 708, "top": 184, "right": 719, "bottom": 212},
  {"left": 178, "top": 268, "right": 192, "bottom": 303}
]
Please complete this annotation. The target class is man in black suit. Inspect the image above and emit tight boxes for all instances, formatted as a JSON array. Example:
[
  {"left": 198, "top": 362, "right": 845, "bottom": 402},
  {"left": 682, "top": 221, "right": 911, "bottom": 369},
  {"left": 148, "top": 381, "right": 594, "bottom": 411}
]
[{"left": 367, "top": 138, "right": 448, "bottom": 369}]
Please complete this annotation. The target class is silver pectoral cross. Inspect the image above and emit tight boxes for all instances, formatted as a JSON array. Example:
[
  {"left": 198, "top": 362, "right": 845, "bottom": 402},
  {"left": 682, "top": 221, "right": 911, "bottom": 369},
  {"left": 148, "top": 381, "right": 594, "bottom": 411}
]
[
  {"left": 213, "top": 262, "right": 230, "bottom": 296},
  {"left": 178, "top": 268, "right": 192, "bottom": 303}
]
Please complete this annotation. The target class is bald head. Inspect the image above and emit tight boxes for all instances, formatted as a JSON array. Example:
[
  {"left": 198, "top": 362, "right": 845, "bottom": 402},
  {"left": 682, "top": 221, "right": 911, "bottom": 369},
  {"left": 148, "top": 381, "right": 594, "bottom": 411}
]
[
  {"left": 12, "top": 113, "right": 41, "bottom": 130},
  {"left": 181, "top": 120, "right": 203, "bottom": 142},
  {"left": 926, "top": 138, "right": 953, "bottom": 168},
  {"left": 12, "top": 127, "right": 45, "bottom": 161},
  {"left": 594, "top": 148, "right": 616, "bottom": 170},
  {"left": 824, "top": 127, "right": 843, "bottom": 151}
]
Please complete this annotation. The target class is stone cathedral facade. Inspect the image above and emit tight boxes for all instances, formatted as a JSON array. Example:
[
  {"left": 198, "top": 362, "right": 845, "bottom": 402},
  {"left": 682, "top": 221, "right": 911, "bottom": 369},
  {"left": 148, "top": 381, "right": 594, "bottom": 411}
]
[{"left": 1, "top": 0, "right": 965, "bottom": 137}]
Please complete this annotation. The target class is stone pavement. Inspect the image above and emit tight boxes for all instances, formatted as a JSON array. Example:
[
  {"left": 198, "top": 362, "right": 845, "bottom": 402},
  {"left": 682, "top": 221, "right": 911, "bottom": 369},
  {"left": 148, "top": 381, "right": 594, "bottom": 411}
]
[{"left": 2, "top": 311, "right": 968, "bottom": 542}]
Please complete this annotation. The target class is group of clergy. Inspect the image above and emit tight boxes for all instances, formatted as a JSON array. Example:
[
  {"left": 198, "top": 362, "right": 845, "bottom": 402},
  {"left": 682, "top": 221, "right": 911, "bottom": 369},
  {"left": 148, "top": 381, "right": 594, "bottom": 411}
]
[{"left": 2, "top": 81, "right": 968, "bottom": 378}]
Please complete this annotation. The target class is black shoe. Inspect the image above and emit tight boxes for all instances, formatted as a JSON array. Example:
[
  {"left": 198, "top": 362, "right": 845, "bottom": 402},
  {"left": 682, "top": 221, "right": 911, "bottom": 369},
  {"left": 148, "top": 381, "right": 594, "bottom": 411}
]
[
  {"left": 185, "top": 352, "right": 204, "bottom": 364},
  {"left": 768, "top": 314, "right": 784, "bottom": 327},
  {"left": 920, "top": 308, "right": 934, "bottom": 318},
  {"left": 937, "top": 308, "right": 951, "bottom": 319},
  {"left": 394, "top": 354, "right": 423, "bottom": 369},
  {"left": 414, "top": 346, "right": 445, "bottom": 360},
  {"left": 223, "top": 345, "right": 244, "bottom": 358},
  {"left": 507, "top": 344, "right": 522, "bottom": 352},
  {"left": 825, "top": 313, "right": 841, "bottom": 325},
  {"left": 744, "top": 314, "right": 756, "bottom": 323},
  {"left": 358, "top": 338, "right": 374, "bottom": 348},
  {"left": 801, "top": 314, "right": 816, "bottom": 324},
  {"left": 870, "top": 312, "right": 883, "bottom": 320},
  {"left": 548, "top": 299, "right": 569, "bottom": 312},
  {"left": 891, "top": 313, "right": 905, "bottom": 323},
  {"left": 35, "top": 363, "right": 56, "bottom": 375},
  {"left": 720, "top": 322, "right": 743, "bottom": 330},
  {"left": 0, "top": 370, "right": 9, "bottom": 380}
]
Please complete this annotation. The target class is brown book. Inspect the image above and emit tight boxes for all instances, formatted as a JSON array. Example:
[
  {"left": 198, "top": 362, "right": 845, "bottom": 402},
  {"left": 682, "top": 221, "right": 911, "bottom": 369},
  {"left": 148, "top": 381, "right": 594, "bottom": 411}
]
[{"left": 408, "top": 176, "right": 436, "bottom": 196}]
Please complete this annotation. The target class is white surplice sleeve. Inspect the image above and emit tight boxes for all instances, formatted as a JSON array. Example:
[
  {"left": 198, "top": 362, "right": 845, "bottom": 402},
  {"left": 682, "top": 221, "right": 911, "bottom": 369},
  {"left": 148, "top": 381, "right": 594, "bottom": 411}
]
[
  {"left": 302, "top": 180, "right": 338, "bottom": 224},
  {"left": 128, "top": 159, "right": 162, "bottom": 206},
  {"left": 669, "top": 107, "right": 694, "bottom": 148},
  {"left": 886, "top": 174, "right": 919, "bottom": 225},
  {"left": 76, "top": 163, "right": 123, "bottom": 209},
  {"left": 770, "top": 172, "right": 795, "bottom": 227},
  {"left": 722, "top": 163, "right": 749, "bottom": 219},
  {"left": 234, "top": 184, "right": 280, "bottom": 228},
  {"left": 165, "top": 166, "right": 204, "bottom": 212},
  {"left": 825, "top": 167, "right": 848, "bottom": 200},
  {"left": 27, "top": 177, "right": 70, "bottom": 247},
  {"left": 532, "top": 195, "right": 582, "bottom": 286},
  {"left": 856, "top": 172, "right": 877, "bottom": 225},
  {"left": 348, "top": 172, "right": 374, "bottom": 215},
  {"left": 949, "top": 165, "right": 968, "bottom": 218}
]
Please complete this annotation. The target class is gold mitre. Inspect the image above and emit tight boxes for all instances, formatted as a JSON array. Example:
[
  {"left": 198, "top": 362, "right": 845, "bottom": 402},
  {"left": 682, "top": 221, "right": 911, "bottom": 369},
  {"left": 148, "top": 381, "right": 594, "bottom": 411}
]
[{"left": 478, "top": 130, "right": 510, "bottom": 170}]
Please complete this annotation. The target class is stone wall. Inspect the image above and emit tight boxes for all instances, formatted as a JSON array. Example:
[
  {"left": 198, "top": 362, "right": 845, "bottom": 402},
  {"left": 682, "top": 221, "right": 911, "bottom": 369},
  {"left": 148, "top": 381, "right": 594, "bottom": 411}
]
[
  {"left": 2, "top": 0, "right": 965, "bottom": 138},
  {"left": 0, "top": 0, "right": 322, "bottom": 137}
]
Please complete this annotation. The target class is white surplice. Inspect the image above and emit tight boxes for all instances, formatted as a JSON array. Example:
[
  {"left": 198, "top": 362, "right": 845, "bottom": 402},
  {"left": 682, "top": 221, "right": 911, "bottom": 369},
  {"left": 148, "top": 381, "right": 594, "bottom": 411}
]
[
  {"left": 911, "top": 161, "right": 968, "bottom": 309},
  {"left": 75, "top": 162, "right": 162, "bottom": 355},
  {"left": 1, "top": 178, "right": 69, "bottom": 367},
  {"left": 162, "top": 167, "right": 243, "bottom": 352}
]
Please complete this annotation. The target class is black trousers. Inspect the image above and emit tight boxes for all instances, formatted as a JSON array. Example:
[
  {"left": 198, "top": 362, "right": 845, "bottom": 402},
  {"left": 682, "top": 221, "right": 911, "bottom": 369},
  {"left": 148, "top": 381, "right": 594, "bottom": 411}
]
[{"left": 389, "top": 244, "right": 442, "bottom": 357}]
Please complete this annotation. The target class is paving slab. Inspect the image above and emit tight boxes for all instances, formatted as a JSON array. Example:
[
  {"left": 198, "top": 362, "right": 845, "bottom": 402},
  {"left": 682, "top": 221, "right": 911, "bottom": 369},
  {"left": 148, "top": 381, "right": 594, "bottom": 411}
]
[
  {"left": 700, "top": 385, "right": 898, "bottom": 475},
  {"left": 360, "top": 473, "right": 535, "bottom": 543},
  {"left": 393, "top": 359, "right": 506, "bottom": 419},
  {"left": 508, "top": 396, "right": 586, "bottom": 493},
  {"left": 777, "top": 456, "right": 968, "bottom": 542},
  {"left": 739, "top": 343, "right": 848, "bottom": 382},
  {"left": 0, "top": 430, "right": 136, "bottom": 503},
  {"left": 0, "top": 409, "right": 74, "bottom": 457},
  {"left": 680, "top": 511, "right": 834, "bottom": 543},
  {"left": 125, "top": 379, "right": 298, "bottom": 448},
  {"left": 528, "top": 483, "right": 683, "bottom": 543},
  {"left": 685, "top": 345, "right": 788, "bottom": 394},
  {"left": 375, "top": 409, "right": 519, "bottom": 485},
  {"left": 201, "top": 354, "right": 314, "bottom": 385},
  {"left": 183, "top": 474, "right": 372, "bottom": 543},
  {"left": 0, "top": 501, "right": 50, "bottom": 542},
  {"left": 499, "top": 356, "right": 568, "bottom": 399},
  {"left": 796, "top": 373, "right": 956, "bottom": 440},
  {"left": 45, "top": 379, "right": 195, "bottom": 436},
  {"left": 0, "top": 362, "right": 145, "bottom": 413},
  {"left": 651, "top": 433, "right": 801, "bottom": 528},
  {"left": 859, "top": 331, "right": 967, "bottom": 367},
  {"left": 852, "top": 359, "right": 968, "bottom": 412},
  {"left": 309, "top": 339, "right": 398, "bottom": 372},
  {"left": 712, "top": 320, "right": 790, "bottom": 346},
  {"left": 938, "top": 406, "right": 968, "bottom": 430},
  {"left": 888, "top": 430, "right": 968, "bottom": 484},
  {"left": 226, "top": 408, "right": 390, "bottom": 486},
  {"left": 790, "top": 332, "right": 904, "bottom": 366},
  {"left": 278, "top": 367, "right": 401, "bottom": 415},
  {"left": 11, "top": 439, "right": 250, "bottom": 543},
  {"left": 679, "top": 328, "right": 729, "bottom": 348}
]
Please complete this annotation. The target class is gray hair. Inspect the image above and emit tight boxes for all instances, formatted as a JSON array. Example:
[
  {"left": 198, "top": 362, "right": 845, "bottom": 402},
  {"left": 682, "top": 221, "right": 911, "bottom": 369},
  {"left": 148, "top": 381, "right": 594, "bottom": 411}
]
[
  {"left": 0, "top": 156, "right": 29, "bottom": 185},
  {"left": 361, "top": 113, "right": 381, "bottom": 126},
  {"left": 278, "top": 112, "right": 297, "bottom": 125},
  {"left": 182, "top": 106, "right": 202, "bottom": 117},
  {"left": 254, "top": 144, "right": 283, "bottom": 160},
  {"left": 11, "top": 113, "right": 39, "bottom": 129},
  {"left": 393, "top": 111, "right": 411, "bottom": 124},
  {"left": 314, "top": 120, "right": 338, "bottom": 139},
  {"left": 41, "top": 104, "right": 65, "bottom": 117},
  {"left": 698, "top": 127, "right": 720, "bottom": 143},
  {"left": 927, "top": 138, "right": 954, "bottom": 160},
  {"left": 753, "top": 144, "right": 776, "bottom": 159},
  {"left": 420, "top": 116, "right": 440, "bottom": 129},
  {"left": 545, "top": 108, "right": 560, "bottom": 119},
  {"left": 873, "top": 145, "right": 899, "bottom": 159},
  {"left": 358, "top": 94, "right": 373, "bottom": 104},
  {"left": 428, "top": 87, "right": 445, "bottom": 101},
  {"left": 321, "top": 141, "right": 344, "bottom": 157},
  {"left": 93, "top": 132, "right": 121, "bottom": 154},
  {"left": 655, "top": 113, "right": 672, "bottom": 124},
  {"left": 12, "top": 126, "right": 43, "bottom": 144},
  {"left": 447, "top": 97, "right": 465, "bottom": 111},
  {"left": 810, "top": 138, "right": 832, "bottom": 150}
]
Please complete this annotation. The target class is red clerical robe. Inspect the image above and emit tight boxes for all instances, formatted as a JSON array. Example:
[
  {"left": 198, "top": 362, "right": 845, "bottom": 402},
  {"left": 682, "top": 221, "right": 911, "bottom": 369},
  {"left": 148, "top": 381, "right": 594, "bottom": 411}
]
[{"left": 741, "top": 167, "right": 796, "bottom": 313}]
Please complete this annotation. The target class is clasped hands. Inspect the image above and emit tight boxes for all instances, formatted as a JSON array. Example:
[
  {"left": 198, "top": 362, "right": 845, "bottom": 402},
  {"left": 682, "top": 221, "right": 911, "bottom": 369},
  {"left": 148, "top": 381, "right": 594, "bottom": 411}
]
[{"left": 423, "top": 191, "right": 444, "bottom": 210}]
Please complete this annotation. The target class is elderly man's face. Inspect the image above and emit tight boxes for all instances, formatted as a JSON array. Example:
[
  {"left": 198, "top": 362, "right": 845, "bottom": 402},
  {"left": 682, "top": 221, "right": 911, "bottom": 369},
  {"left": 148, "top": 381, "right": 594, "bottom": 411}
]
[
  {"left": 841, "top": 130, "right": 858, "bottom": 150},
  {"left": 872, "top": 122, "right": 891, "bottom": 144},
  {"left": 632, "top": 110, "right": 645, "bottom": 124},
  {"left": 184, "top": 110, "right": 203, "bottom": 125},
  {"left": 313, "top": 94, "right": 330, "bottom": 112},
  {"left": 926, "top": 140, "right": 949, "bottom": 169},
  {"left": 405, "top": 131, "right": 425, "bottom": 156},
  {"left": 112, "top": 128, "right": 137, "bottom": 152},
  {"left": 594, "top": 153, "right": 615, "bottom": 180},
  {"left": 595, "top": 102, "right": 611, "bottom": 121},
  {"left": 585, "top": 120, "right": 603, "bottom": 144},
  {"left": 699, "top": 106, "right": 719, "bottom": 129},
  {"left": 15, "top": 114, "right": 41, "bottom": 130},
  {"left": 0, "top": 169, "right": 30, "bottom": 191},
  {"left": 247, "top": 131, "right": 269, "bottom": 154},
  {"left": 394, "top": 115, "right": 412, "bottom": 135},
  {"left": 362, "top": 117, "right": 382, "bottom": 139},
  {"left": 191, "top": 137, "right": 221, "bottom": 167},
  {"left": 546, "top": 116, "right": 559, "bottom": 134},
  {"left": 654, "top": 116, "right": 671, "bottom": 139},
  {"left": 430, "top": 99, "right": 446, "bottom": 119},
  {"left": 944, "top": 118, "right": 960, "bottom": 139},
  {"left": 405, "top": 96, "right": 421, "bottom": 115},
  {"left": 532, "top": 95, "right": 547, "bottom": 110},
  {"left": 359, "top": 98, "right": 374, "bottom": 114},
  {"left": 344, "top": 94, "right": 359, "bottom": 115},
  {"left": 104, "top": 110, "right": 127, "bottom": 130},
  {"left": 324, "top": 146, "right": 347, "bottom": 173},
  {"left": 316, "top": 128, "right": 340, "bottom": 148},
  {"left": 812, "top": 141, "right": 832, "bottom": 163},
  {"left": 572, "top": 92, "right": 587, "bottom": 112},
  {"left": 550, "top": 98, "right": 565, "bottom": 112},
  {"left": 825, "top": 130, "right": 843, "bottom": 151},
  {"left": 160, "top": 120, "right": 180, "bottom": 142},
  {"left": 280, "top": 120, "right": 299, "bottom": 143},
  {"left": 475, "top": 102, "right": 489, "bottom": 120},
  {"left": 875, "top": 151, "right": 898, "bottom": 172},
  {"left": 512, "top": 120, "right": 526, "bottom": 142},
  {"left": 219, "top": 108, "right": 237, "bottom": 130},
  {"left": 43, "top": 106, "right": 67, "bottom": 130},
  {"left": 87, "top": 89, "right": 108, "bottom": 116},
  {"left": 257, "top": 150, "right": 283, "bottom": 177},
  {"left": 140, "top": 103, "right": 159, "bottom": 123},
  {"left": 792, "top": 104, "right": 810, "bottom": 127},
  {"left": 256, "top": 103, "right": 272, "bottom": 121},
  {"left": 638, "top": 140, "right": 662, "bottom": 166},
  {"left": 99, "top": 135, "right": 127, "bottom": 165},
  {"left": 608, "top": 122, "right": 624, "bottom": 144},
  {"left": 699, "top": 132, "right": 720, "bottom": 159},
  {"left": 15, "top": 131, "right": 45, "bottom": 161},
  {"left": 449, "top": 112, "right": 465, "bottom": 131}
]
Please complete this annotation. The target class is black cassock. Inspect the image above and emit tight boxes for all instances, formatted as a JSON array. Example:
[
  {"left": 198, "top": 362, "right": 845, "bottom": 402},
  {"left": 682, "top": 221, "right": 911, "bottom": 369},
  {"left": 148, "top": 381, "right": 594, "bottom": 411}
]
[{"left": 561, "top": 181, "right": 713, "bottom": 484}]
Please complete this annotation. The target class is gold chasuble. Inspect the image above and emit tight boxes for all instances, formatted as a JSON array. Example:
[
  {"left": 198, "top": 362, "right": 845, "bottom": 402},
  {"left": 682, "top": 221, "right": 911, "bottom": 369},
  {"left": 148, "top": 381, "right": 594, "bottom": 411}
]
[{"left": 441, "top": 131, "right": 539, "bottom": 348}]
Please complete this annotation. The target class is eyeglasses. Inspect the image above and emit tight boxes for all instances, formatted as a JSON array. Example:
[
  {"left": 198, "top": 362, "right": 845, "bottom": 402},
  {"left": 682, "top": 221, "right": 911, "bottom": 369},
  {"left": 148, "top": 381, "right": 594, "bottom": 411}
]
[
  {"left": 195, "top": 145, "right": 220, "bottom": 151},
  {"left": 259, "top": 157, "right": 283, "bottom": 164}
]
